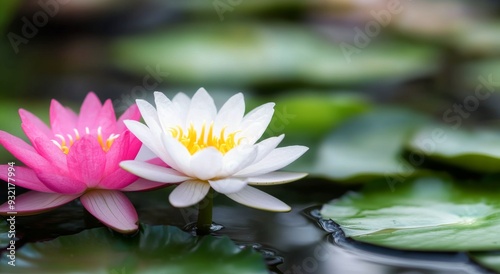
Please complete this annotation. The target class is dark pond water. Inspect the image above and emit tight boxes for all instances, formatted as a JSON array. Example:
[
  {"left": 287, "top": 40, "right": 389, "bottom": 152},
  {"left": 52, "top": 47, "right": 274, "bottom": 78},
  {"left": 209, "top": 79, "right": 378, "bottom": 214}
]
[{"left": 0, "top": 178, "right": 496, "bottom": 274}]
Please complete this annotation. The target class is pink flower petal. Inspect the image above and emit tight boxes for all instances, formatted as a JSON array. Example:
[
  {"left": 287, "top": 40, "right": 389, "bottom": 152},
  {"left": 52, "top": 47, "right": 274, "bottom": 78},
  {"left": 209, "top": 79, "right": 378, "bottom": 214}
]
[
  {"left": 96, "top": 99, "right": 117, "bottom": 138},
  {"left": 99, "top": 168, "right": 138, "bottom": 190},
  {"left": 0, "top": 192, "right": 80, "bottom": 215},
  {"left": 49, "top": 99, "right": 79, "bottom": 134},
  {"left": 123, "top": 132, "right": 143, "bottom": 160},
  {"left": 0, "top": 130, "right": 49, "bottom": 169},
  {"left": 18, "top": 109, "right": 51, "bottom": 137},
  {"left": 103, "top": 131, "right": 130, "bottom": 176},
  {"left": 67, "top": 135, "right": 106, "bottom": 188},
  {"left": 32, "top": 137, "right": 67, "bottom": 171},
  {"left": 20, "top": 110, "right": 67, "bottom": 170},
  {"left": 34, "top": 164, "right": 87, "bottom": 194},
  {"left": 80, "top": 190, "right": 138, "bottom": 233},
  {"left": 77, "top": 92, "right": 102, "bottom": 130},
  {"left": 116, "top": 104, "right": 141, "bottom": 132},
  {"left": 0, "top": 165, "right": 54, "bottom": 193},
  {"left": 121, "top": 178, "right": 170, "bottom": 191}
]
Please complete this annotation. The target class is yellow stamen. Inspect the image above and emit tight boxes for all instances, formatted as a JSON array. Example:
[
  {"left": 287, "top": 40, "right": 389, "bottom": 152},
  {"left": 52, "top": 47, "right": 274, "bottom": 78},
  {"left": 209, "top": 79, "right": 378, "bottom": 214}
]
[
  {"left": 51, "top": 126, "right": 120, "bottom": 154},
  {"left": 170, "top": 123, "right": 241, "bottom": 155}
]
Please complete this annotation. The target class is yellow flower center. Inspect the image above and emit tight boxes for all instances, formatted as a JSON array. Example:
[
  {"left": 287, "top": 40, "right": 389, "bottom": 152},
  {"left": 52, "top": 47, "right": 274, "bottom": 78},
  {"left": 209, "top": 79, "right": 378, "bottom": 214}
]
[
  {"left": 170, "top": 123, "right": 241, "bottom": 155},
  {"left": 51, "top": 126, "right": 120, "bottom": 154}
]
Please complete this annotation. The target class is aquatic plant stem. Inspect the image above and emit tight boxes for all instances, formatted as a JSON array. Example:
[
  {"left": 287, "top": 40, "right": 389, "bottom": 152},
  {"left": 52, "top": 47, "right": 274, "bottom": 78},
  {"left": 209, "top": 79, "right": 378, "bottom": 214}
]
[{"left": 197, "top": 187, "right": 214, "bottom": 235}]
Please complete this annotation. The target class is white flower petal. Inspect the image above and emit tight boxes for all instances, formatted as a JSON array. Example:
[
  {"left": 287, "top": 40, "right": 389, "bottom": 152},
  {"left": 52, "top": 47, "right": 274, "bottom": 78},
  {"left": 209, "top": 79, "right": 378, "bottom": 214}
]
[
  {"left": 135, "top": 99, "right": 161, "bottom": 134},
  {"left": 214, "top": 93, "right": 245, "bottom": 134},
  {"left": 124, "top": 120, "right": 172, "bottom": 166},
  {"left": 173, "top": 92, "right": 191, "bottom": 110},
  {"left": 248, "top": 171, "right": 308, "bottom": 185},
  {"left": 209, "top": 177, "right": 247, "bottom": 194},
  {"left": 135, "top": 145, "right": 156, "bottom": 161},
  {"left": 225, "top": 186, "right": 291, "bottom": 212},
  {"left": 154, "top": 92, "right": 183, "bottom": 131},
  {"left": 190, "top": 147, "right": 223, "bottom": 180},
  {"left": 238, "top": 103, "right": 275, "bottom": 145},
  {"left": 120, "top": 160, "right": 190, "bottom": 183},
  {"left": 252, "top": 134, "right": 284, "bottom": 164},
  {"left": 220, "top": 145, "right": 258, "bottom": 176},
  {"left": 236, "top": 145, "right": 309, "bottom": 177},
  {"left": 172, "top": 92, "right": 191, "bottom": 124},
  {"left": 161, "top": 133, "right": 192, "bottom": 176},
  {"left": 186, "top": 88, "right": 217, "bottom": 129},
  {"left": 169, "top": 180, "right": 210, "bottom": 207},
  {"left": 123, "top": 120, "right": 156, "bottom": 151}
]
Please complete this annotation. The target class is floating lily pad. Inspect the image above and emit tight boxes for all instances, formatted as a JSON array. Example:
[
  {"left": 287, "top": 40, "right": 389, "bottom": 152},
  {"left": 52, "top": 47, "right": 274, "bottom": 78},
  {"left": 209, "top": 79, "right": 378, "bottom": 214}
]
[
  {"left": 455, "top": 21, "right": 500, "bottom": 56},
  {"left": 456, "top": 59, "right": 500, "bottom": 93},
  {"left": 471, "top": 252, "right": 500, "bottom": 273},
  {"left": 265, "top": 92, "right": 370, "bottom": 138},
  {"left": 321, "top": 177, "right": 500, "bottom": 251},
  {"left": 408, "top": 127, "right": 500, "bottom": 173},
  {"left": 314, "top": 109, "right": 428, "bottom": 182},
  {"left": 111, "top": 24, "right": 438, "bottom": 86},
  {"left": 0, "top": 224, "right": 267, "bottom": 274}
]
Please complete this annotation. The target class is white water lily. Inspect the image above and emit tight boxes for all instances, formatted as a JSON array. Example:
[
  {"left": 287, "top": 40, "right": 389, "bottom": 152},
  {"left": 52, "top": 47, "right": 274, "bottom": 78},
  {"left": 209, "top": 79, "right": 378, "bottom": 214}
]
[{"left": 120, "top": 88, "right": 308, "bottom": 212}]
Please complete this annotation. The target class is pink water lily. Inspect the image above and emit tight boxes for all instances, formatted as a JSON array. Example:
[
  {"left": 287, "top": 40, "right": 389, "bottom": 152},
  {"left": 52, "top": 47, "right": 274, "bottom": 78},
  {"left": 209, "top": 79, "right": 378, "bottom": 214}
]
[{"left": 0, "top": 92, "right": 165, "bottom": 233}]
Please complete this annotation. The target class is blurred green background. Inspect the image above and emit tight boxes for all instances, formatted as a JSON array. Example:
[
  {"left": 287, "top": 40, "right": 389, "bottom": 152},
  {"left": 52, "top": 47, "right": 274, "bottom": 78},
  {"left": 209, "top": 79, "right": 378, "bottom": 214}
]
[{"left": 1, "top": 0, "right": 500, "bottom": 176}]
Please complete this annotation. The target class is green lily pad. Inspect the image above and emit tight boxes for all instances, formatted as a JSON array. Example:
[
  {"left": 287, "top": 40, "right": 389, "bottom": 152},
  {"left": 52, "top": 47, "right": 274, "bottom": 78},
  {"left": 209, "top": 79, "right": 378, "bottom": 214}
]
[
  {"left": 0, "top": 224, "right": 268, "bottom": 274},
  {"left": 264, "top": 92, "right": 370, "bottom": 138},
  {"left": 471, "top": 252, "right": 500, "bottom": 273},
  {"left": 110, "top": 24, "right": 438, "bottom": 86},
  {"left": 456, "top": 59, "right": 500, "bottom": 93},
  {"left": 455, "top": 21, "right": 500, "bottom": 56},
  {"left": 321, "top": 177, "right": 500, "bottom": 251},
  {"left": 314, "top": 109, "right": 429, "bottom": 182},
  {"left": 408, "top": 127, "right": 500, "bottom": 173}
]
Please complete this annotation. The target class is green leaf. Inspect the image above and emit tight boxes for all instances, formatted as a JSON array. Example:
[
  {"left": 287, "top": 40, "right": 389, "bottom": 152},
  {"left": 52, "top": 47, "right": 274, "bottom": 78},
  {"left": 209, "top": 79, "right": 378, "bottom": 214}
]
[
  {"left": 471, "top": 252, "right": 500, "bottom": 273},
  {"left": 314, "top": 109, "right": 429, "bottom": 181},
  {"left": 110, "top": 24, "right": 438, "bottom": 86},
  {"left": 321, "top": 177, "right": 500, "bottom": 251},
  {"left": 408, "top": 127, "right": 500, "bottom": 172},
  {"left": 0, "top": 224, "right": 268, "bottom": 274}
]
